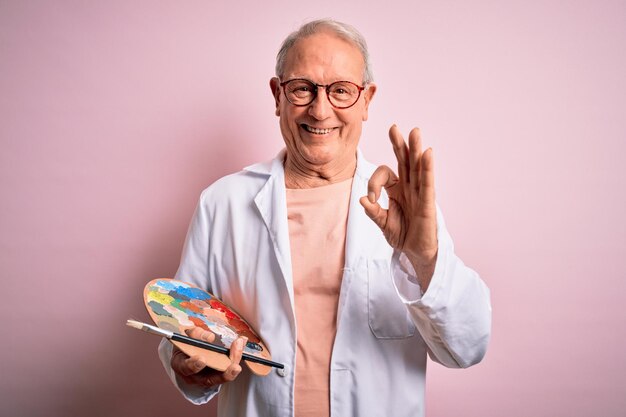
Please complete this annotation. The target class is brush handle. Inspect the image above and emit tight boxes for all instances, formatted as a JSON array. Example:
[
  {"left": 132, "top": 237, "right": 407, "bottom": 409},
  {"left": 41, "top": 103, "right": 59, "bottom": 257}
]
[{"left": 171, "top": 333, "right": 284, "bottom": 369}]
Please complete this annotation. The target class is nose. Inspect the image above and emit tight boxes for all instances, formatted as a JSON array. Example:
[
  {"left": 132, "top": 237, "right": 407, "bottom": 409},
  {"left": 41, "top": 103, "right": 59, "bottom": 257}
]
[{"left": 307, "top": 88, "right": 333, "bottom": 120}]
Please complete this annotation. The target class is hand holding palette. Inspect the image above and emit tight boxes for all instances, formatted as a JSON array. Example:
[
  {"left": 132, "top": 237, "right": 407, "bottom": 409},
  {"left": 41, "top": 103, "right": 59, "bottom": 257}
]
[{"left": 143, "top": 278, "right": 276, "bottom": 376}]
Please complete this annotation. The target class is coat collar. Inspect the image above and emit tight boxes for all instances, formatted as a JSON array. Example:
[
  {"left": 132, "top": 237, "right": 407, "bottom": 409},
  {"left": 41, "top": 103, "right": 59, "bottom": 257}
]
[{"left": 243, "top": 148, "right": 377, "bottom": 182}]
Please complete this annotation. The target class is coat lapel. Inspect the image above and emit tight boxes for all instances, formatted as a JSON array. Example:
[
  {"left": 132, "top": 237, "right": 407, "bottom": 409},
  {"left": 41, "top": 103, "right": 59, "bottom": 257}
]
[
  {"left": 344, "top": 149, "right": 383, "bottom": 266},
  {"left": 337, "top": 150, "right": 384, "bottom": 325},
  {"left": 246, "top": 152, "right": 296, "bottom": 315}
]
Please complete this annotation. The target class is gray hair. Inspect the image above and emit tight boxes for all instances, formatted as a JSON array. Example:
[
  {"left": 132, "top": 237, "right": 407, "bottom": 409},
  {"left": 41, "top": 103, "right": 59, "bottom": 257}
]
[{"left": 275, "top": 19, "right": 374, "bottom": 85}]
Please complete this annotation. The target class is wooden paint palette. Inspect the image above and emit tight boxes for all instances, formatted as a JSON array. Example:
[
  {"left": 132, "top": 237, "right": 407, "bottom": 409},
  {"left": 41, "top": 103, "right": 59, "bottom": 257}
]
[{"left": 143, "top": 278, "right": 272, "bottom": 376}]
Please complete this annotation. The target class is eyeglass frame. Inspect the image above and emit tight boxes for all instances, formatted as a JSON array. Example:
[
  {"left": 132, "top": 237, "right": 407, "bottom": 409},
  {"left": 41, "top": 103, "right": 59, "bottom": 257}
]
[{"left": 279, "top": 78, "right": 367, "bottom": 109}]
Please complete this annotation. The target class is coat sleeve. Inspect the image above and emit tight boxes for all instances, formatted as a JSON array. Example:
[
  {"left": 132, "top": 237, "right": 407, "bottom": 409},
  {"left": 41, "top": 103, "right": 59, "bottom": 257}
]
[
  {"left": 157, "top": 190, "right": 221, "bottom": 404},
  {"left": 391, "top": 205, "right": 492, "bottom": 368}
]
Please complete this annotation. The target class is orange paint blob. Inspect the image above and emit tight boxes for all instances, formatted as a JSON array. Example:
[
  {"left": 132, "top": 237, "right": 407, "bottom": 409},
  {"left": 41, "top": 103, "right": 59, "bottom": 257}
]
[
  {"left": 180, "top": 301, "right": 202, "bottom": 314},
  {"left": 189, "top": 316, "right": 210, "bottom": 330}
]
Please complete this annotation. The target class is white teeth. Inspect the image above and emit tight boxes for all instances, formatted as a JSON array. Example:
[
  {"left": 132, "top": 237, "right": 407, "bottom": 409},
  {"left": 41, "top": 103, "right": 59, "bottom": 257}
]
[{"left": 304, "top": 125, "right": 334, "bottom": 134}]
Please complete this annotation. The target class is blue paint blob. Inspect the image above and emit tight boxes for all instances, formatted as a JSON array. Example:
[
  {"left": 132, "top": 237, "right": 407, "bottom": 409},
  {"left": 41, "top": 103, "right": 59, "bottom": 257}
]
[
  {"left": 154, "top": 280, "right": 179, "bottom": 291},
  {"left": 176, "top": 286, "right": 212, "bottom": 300},
  {"left": 186, "top": 310, "right": 208, "bottom": 320},
  {"left": 246, "top": 341, "right": 264, "bottom": 352}
]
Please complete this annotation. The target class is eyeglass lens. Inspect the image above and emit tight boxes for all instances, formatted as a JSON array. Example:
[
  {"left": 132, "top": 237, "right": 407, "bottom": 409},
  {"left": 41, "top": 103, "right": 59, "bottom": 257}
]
[{"left": 283, "top": 79, "right": 361, "bottom": 108}]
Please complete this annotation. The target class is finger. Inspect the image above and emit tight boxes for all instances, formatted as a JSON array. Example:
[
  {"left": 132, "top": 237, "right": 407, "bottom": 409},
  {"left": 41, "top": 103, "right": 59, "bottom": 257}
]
[
  {"left": 186, "top": 327, "right": 216, "bottom": 343},
  {"left": 171, "top": 347, "right": 207, "bottom": 377},
  {"left": 205, "top": 337, "right": 247, "bottom": 385},
  {"left": 419, "top": 147, "right": 436, "bottom": 210},
  {"left": 408, "top": 128, "right": 423, "bottom": 191},
  {"left": 206, "top": 362, "right": 243, "bottom": 385},
  {"left": 230, "top": 336, "right": 247, "bottom": 365},
  {"left": 389, "top": 125, "right": 409, "bottom": 184},
  {"left": 359, "top": 196, "right": 388, "bottom": 231},
  {"left": 367, "top": 165, "right": 398, "bottom": 203},
  {"left": 224, "top": 336, "right": 247, "bottom": 382}
]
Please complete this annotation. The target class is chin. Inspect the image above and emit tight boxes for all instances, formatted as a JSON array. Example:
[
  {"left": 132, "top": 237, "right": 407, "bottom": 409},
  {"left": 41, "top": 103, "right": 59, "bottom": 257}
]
[{"left": 299, "top": 144, "right": 341, "bottom": 165}]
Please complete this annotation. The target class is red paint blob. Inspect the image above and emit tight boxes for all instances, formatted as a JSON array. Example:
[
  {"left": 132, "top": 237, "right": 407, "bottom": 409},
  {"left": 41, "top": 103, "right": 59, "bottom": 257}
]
[{"left": 209, "top": 299, "right": 227, "bottom": 312}]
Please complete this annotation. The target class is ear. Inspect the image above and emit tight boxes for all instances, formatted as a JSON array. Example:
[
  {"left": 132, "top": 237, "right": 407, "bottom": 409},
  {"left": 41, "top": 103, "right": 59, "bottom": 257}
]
[
  {"left": 361, "top": 83, "right": 377, "bottom": 121},
  {"left": 270, "top": 77, "right": 281, "bottom": 117}
]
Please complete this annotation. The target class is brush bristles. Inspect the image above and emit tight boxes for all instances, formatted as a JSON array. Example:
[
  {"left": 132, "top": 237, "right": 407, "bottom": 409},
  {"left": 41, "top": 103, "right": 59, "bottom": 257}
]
[
  {"left": 126, "top": 319, "right": 173, "bottom": 338},
  {"left": 126, "top": 319, "right": 144, "bottom": 330}
]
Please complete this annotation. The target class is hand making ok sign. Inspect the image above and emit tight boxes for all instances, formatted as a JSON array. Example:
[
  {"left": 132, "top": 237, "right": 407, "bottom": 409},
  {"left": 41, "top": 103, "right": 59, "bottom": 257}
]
[{"left": 360, "top": 125, "right": 438, "bottom": 291}]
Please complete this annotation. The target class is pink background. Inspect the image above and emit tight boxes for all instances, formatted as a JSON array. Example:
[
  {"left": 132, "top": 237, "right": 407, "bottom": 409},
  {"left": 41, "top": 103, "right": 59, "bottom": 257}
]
[{"left": 2, "top": 1, "right": 625, "bottom": 416}]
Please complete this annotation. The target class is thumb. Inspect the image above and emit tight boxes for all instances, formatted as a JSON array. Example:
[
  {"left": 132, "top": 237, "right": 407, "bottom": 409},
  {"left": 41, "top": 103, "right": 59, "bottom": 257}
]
[{"left": 359, "top": 196, "right": 388, "bottom": 230}]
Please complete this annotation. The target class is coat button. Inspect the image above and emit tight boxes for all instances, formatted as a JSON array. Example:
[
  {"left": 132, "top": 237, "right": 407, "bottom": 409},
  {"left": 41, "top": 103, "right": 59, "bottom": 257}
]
[{"left": 276, "top": 366, "right": 287, "bottom": 377}]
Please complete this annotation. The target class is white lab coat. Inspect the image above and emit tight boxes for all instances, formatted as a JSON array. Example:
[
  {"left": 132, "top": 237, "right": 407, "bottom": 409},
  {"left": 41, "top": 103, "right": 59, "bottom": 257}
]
[{"left": 158, "top": 149, "right": 491, "bottom": 417}]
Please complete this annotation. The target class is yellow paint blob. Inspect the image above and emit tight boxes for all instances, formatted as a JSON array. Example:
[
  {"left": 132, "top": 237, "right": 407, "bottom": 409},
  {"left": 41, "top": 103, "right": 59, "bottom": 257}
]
[{"left": 147, "top": 290, "right": 174, "bottom": 305}]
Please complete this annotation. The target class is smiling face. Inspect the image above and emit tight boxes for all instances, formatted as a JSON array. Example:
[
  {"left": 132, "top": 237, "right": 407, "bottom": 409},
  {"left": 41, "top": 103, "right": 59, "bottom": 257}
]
[{"left": 270, "top": 31, "right": 376, "bottom": 186}]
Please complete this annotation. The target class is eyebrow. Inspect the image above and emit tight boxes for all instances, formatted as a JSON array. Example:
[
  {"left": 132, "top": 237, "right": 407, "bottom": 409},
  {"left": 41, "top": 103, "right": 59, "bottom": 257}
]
[{"left": 283, "top": 76, "right": 358, "bottom": 84}]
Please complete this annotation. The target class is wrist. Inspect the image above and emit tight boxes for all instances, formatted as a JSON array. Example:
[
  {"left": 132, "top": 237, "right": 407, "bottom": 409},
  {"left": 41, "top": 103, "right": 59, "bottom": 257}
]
[{"left": 404, "top": 249, "right": 438, "bottom": 291}]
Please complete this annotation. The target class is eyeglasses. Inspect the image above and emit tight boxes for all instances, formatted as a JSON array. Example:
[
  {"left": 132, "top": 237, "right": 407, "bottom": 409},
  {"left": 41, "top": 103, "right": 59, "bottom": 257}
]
[{"left": 280, "top": 78, "right": 366, "bottom": 109}]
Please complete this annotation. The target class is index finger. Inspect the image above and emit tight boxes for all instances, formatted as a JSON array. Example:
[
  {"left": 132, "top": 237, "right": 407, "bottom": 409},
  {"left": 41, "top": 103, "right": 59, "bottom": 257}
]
[
  {"left": 186, "top": 327, "right": 216, "bottom": 343},
  {"left": 367, "top": 165, "right": 399, "bottom": 203}
]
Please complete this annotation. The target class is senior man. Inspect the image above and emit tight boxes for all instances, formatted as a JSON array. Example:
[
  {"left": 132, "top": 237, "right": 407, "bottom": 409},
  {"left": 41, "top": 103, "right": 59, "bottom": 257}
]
[{"left": 158, "top": 19, "right": 491, "bottom": 417}]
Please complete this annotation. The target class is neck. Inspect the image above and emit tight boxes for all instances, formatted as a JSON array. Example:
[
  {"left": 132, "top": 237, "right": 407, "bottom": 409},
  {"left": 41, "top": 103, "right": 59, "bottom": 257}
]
[{"left": 284, "top": 154, "right": 356, "bottom": 189}]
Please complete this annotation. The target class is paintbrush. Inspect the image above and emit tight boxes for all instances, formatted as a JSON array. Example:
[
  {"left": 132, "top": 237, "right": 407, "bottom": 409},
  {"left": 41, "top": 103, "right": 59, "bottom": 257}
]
[{"left": 126, "top": 319, "right": 284, "bottom": 369}]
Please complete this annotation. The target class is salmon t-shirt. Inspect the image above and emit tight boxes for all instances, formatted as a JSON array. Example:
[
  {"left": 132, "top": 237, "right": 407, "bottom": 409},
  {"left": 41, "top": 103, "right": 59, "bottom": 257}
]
[{"left": 286, "top": 178, "right": 353, "bottom": 417}]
